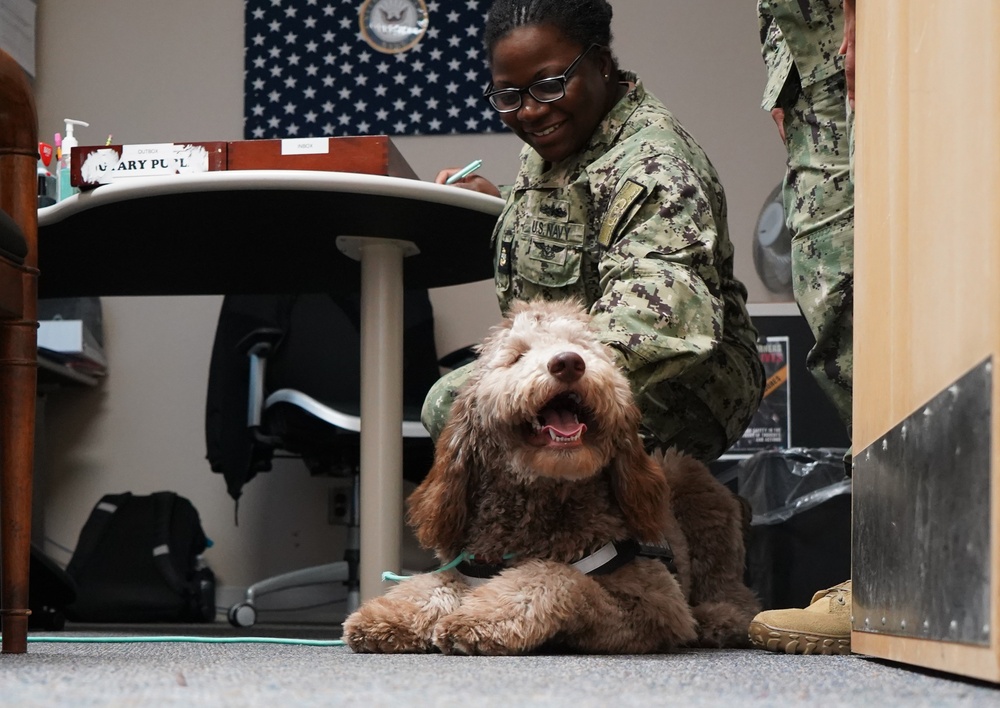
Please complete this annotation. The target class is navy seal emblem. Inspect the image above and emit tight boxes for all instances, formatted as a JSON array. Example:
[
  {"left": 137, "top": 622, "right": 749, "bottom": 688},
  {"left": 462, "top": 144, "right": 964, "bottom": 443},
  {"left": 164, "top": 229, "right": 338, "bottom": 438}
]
[{"left": 359, "top": 0, "right": 429, "bottom": 54}]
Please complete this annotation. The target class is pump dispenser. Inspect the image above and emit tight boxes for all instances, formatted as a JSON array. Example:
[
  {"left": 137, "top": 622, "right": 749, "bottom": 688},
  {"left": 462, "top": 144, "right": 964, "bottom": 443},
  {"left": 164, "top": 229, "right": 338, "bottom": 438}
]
[{"left": 57, "top": 118, "right": 89, "bottom": 201}]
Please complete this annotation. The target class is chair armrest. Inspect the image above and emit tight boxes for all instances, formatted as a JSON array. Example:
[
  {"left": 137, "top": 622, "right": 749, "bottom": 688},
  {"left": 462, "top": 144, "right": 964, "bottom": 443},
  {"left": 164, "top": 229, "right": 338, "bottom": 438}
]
[{"left": 235, "top": 328, "right": 284, "bottom": 434}]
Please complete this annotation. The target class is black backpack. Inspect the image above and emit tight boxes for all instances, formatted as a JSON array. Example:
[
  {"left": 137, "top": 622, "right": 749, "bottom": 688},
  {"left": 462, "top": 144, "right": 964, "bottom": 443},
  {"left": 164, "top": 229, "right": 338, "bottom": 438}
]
[{"left": 66, "top": 492, "right": 216, "bottom": 622}]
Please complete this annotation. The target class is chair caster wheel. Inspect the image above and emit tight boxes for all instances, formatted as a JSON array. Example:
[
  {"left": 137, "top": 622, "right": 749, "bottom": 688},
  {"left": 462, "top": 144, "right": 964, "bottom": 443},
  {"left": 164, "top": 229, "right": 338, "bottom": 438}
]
[{"left": 228, "top": 602, "right": 257, "bottom": 628}]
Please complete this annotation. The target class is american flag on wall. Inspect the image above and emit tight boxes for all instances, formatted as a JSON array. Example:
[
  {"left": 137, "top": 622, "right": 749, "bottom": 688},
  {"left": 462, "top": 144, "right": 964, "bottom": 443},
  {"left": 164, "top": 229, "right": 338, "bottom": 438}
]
[{"left": 243, "top": 0, "right": 507, "bottom": 138}]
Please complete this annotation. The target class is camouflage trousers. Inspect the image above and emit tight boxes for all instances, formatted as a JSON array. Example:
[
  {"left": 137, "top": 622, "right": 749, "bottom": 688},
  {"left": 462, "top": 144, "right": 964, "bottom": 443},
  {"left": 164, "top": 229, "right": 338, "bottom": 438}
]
[
  {"left": 421, "top": 341, "right": 763, "bottom": 463},
  {"left": 782, "top": 71, "right": 854, "bottom": 432}
]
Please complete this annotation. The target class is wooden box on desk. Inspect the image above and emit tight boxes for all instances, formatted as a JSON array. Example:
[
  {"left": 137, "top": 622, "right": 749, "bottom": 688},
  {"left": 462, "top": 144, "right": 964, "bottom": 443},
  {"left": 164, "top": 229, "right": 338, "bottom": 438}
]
[
  {"left": 226, "top": 136, "right": 417, "bottom": 179},
  {"left": 71, "top": 142, "right": 228, "bottom": 188}
]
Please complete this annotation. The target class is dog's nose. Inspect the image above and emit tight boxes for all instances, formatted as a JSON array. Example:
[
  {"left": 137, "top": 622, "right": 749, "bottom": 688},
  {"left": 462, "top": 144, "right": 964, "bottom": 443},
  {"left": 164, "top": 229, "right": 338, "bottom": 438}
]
[{"left": 548, "top": 351, "right": 586, "bottom": 382}]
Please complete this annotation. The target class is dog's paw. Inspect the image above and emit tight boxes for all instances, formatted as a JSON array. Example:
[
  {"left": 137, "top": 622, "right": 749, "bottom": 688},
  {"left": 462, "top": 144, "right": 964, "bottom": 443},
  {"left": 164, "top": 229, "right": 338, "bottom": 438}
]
[
  {"left": 691, "top": 601, "right": 756, "bottom": 648},
  {"left": 342, "top": 601, "right": 433, "bottom": 654},
  {"left": 432, "top": 612, "right": 528, "bottom": 656}
]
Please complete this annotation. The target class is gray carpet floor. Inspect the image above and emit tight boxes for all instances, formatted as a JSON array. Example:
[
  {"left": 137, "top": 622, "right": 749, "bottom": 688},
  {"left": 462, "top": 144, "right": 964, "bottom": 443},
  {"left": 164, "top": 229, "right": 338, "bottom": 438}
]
[{"left": 2, "top": 623, "right": 999, "bottom": 707}]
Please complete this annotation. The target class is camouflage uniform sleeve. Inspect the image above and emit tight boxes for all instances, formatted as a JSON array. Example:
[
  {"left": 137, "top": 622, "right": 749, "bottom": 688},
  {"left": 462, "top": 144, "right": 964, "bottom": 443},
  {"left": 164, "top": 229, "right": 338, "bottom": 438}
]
[
  {"left": 589, "top": 156, "right": 726, "bottom": 395},
  {"left": 758, "top": 0, "right": 793, "bottom": 111}
]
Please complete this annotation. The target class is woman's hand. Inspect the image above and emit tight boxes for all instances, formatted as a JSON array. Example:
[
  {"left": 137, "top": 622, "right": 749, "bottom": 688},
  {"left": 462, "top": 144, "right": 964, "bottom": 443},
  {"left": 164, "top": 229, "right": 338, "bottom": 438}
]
[
  {"left": 434, "top": 168, "right": 502, "bottom": 197},
  {"left": 840, "top": 0, "right": 856, "bottom": 109}
]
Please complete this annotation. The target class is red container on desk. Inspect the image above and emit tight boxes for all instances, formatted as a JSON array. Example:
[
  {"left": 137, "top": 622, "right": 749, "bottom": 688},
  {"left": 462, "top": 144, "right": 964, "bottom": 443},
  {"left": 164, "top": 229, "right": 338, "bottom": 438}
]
[
  {"left": 226, "top": 136, "right": 417, "bottom": 179},
  {"left": 71, "top": 136, "right": 418, "bottom": 187}
]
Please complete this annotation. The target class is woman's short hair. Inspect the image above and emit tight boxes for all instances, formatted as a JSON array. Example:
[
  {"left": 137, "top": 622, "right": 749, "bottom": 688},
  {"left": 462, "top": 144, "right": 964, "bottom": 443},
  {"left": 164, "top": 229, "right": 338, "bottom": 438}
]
[{"left": 484, "top": 0, "right": 615, "bottom": 61}]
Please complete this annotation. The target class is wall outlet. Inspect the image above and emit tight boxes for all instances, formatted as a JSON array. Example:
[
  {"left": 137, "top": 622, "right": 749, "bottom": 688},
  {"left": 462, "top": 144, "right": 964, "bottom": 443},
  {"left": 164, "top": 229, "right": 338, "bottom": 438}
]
[{"left": 327, "top": 483, "right": 351, "bottom": 525}]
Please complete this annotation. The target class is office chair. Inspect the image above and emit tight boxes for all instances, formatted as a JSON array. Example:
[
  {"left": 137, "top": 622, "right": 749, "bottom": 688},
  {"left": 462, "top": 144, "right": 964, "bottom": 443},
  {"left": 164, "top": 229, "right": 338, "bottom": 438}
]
[
  {"left": 0, "top": 47, "right": 40, "bottom": 654},
  {"left": 206, "top": 290, "right": 439, "bottom": 627}
]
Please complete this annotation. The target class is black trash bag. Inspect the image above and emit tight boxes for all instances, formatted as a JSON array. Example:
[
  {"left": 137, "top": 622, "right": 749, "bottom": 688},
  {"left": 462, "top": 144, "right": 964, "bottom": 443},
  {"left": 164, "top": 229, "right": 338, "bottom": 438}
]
[{"left": 737, "top": 448, "right": 851, "bottom": 611}]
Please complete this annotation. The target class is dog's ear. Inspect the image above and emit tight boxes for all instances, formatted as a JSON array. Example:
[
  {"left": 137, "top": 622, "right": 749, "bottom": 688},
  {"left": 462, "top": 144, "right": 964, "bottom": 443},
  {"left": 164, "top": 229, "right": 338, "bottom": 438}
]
[
  {"left": 610, "top": 434, "right": 669, "bottom": 544},
  {"left": 406, "top": 396, "right": 476, "bottom": 555}
]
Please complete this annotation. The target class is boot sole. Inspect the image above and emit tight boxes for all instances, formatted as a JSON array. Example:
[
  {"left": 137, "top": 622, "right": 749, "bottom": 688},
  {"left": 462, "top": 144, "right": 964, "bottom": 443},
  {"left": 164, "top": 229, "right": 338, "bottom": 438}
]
[{"left": 748, "top": 620, "right": 851, "bottom": 656}]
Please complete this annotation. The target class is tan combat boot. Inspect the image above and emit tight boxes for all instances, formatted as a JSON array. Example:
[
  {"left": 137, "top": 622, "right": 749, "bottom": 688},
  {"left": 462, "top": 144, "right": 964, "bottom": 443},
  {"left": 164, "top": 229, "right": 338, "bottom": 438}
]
[{"left": 748, "top": 580, "right": 852, "bottom": 655}]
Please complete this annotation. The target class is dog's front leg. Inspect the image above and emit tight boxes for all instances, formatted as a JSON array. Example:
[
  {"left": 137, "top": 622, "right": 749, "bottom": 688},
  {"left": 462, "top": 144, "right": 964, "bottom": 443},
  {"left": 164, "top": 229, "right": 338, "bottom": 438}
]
[
  {"left": 342, "top": 572, "right": 465, "bottom": 653},
  {"left": 432, "top": 559, "right": 607, "bottom": 656}
]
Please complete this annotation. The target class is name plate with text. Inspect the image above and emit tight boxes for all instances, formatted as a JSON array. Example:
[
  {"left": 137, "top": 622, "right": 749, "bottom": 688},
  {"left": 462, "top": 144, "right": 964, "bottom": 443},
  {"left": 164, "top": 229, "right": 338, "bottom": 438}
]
[{"left": 72, "top": 142, "right": 228, "bottom": 188}]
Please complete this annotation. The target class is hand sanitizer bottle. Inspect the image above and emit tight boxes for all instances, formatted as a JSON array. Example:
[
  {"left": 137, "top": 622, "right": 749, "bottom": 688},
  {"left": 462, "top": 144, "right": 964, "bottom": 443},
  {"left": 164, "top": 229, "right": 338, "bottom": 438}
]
[{"left": 57, "top": 118, "right": 90, "bottom": 201}]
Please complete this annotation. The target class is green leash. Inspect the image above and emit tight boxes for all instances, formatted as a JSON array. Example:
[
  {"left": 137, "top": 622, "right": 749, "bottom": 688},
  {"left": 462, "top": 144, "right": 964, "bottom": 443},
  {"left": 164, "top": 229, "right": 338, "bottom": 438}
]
[
  {"left": 8, "top": 556, "right": 506, "bottom": 645},
  {"left": 8, "top": 634, "right": 346, "bottom": 646}
]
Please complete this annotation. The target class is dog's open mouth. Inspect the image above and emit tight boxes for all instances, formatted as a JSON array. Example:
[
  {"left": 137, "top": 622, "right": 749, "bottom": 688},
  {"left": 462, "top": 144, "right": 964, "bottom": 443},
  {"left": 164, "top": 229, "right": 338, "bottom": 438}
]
[{"left": 527, "top": 392, "right": 589, "bottom": 447}]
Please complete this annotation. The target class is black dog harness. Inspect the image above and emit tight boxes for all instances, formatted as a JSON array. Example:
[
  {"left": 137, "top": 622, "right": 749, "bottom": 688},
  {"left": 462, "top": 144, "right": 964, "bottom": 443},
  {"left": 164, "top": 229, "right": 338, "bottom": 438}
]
[{"left": 454, "top": 539, "right": 677, "bottom": 587}]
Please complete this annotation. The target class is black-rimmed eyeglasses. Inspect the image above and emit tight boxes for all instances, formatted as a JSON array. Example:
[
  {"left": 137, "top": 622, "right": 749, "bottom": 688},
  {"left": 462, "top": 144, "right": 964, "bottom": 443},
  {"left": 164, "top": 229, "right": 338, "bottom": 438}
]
[{"left": 483, "top": 44, "right": 601, "bottom": 113}]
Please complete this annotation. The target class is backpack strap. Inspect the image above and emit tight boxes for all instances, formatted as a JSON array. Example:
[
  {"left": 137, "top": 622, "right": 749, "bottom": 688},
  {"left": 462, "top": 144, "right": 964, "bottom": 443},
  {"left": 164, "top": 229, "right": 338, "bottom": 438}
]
[
  {"left": 150, "top": 491, "right": 188, "bottom": 595},
  {"left": 67, "top": 492, "right": 133, "bottom": 578}
]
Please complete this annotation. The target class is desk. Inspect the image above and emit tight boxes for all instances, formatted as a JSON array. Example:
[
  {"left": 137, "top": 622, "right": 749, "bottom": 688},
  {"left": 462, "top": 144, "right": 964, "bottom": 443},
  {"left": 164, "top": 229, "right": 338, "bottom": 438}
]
[{"left": 38, "top": 170, "right": 503, "bottom": 601}]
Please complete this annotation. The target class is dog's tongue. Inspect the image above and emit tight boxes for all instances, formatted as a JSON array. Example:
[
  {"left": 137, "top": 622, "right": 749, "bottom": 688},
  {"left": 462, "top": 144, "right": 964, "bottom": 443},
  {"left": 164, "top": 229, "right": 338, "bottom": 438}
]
[{"left": 539, "top": 406, "right": 586, "bottom": 439}]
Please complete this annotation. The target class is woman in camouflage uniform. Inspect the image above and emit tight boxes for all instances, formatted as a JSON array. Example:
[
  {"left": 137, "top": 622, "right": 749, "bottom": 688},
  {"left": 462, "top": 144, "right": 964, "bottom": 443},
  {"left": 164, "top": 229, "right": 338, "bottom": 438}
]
[{"left": 424, "top": 0, "right": 763, "bottom": 462}]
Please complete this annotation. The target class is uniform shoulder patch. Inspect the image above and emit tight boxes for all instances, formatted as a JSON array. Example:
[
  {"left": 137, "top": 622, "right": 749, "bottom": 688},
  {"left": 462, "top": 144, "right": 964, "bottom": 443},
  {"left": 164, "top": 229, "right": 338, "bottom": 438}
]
[{"left": 599, "top": 178, "right": 647, "bottom": 248}]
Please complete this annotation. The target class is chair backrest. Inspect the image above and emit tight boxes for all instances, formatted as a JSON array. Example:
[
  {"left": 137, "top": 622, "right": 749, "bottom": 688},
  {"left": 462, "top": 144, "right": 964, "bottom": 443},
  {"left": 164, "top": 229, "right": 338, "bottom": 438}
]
[{"left": 205, "top": 290, "right": 440, "bottom": 500}]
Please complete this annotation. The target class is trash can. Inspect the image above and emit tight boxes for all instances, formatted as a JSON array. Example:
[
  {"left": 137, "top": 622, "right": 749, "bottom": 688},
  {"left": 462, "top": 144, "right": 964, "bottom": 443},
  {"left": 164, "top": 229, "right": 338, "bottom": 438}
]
[{"left": 737, "top": 448, "right": 852, "bottom": 610}]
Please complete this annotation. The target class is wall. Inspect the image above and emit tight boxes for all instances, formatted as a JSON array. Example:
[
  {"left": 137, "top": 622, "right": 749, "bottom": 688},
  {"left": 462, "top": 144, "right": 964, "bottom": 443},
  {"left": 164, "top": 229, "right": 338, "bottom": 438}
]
[{"left": 31, "top": 0, "right": 786, "bottom": 603}]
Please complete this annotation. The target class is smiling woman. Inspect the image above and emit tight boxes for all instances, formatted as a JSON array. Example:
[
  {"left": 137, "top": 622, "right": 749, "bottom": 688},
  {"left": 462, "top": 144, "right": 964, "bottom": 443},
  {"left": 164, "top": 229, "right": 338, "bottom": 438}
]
[{"left": 426, "top": 0, "right": 765, "bottom": 464}]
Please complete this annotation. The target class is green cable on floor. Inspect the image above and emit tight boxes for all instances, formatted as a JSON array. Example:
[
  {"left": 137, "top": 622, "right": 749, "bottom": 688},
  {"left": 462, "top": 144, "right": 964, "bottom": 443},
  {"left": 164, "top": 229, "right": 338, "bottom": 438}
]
[{"left": 9, "top": 635, "right": 347, "bottom": 647}]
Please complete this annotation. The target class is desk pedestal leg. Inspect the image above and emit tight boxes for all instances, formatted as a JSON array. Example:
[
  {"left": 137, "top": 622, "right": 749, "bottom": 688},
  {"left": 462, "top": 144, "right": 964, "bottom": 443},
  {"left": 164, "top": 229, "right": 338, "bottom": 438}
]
[
  {"left": 1, "top": 316, "right": 37, "bottom": 654},
  {"left": 339, "top": 237, "right": 419, "bottom": 603}
]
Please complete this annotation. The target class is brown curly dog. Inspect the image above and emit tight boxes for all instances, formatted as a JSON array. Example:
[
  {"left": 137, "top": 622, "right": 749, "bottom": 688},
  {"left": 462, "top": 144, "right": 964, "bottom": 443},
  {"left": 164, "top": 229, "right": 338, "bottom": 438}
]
[{"left": 342, "top": 299, "right": 759, "bottom": 655}]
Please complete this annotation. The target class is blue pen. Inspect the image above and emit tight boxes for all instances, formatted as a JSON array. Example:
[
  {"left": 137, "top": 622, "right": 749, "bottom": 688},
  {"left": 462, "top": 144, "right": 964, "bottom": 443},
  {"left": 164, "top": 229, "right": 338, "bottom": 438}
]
[{"left": 445, "top": 158, "right": 483, "bottom": 184}]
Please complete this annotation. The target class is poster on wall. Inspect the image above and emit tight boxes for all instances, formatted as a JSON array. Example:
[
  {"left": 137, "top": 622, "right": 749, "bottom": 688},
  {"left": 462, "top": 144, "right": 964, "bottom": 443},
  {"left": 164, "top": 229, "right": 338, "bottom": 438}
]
[
  {"left": 730, "top": 335, "right": 791, "bottom": 453},
  {"left": 0, "top": 0, "right": 36, "bottom": 76}
]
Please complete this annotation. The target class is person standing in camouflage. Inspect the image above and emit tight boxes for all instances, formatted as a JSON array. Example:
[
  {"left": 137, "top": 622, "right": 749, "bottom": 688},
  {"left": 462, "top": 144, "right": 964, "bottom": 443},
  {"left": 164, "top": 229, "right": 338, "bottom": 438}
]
[
  {"left": 758, "top": 0, "right": 854, "bottom": 432},
  {"left": 425, "top": 0, "right": 764, "bottom": 463},
  {"left": 748, "top": 0, "right": 856, "bottom": 656}
]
